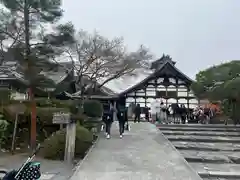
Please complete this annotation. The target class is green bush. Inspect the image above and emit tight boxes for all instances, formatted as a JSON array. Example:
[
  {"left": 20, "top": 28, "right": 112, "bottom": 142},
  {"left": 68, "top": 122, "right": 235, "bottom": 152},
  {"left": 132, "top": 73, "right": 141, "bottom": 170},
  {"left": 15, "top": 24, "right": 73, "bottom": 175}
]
[
  {"left": 34, "top": 98, "right": 74, "bottom": 108},
  {"left": 40, "top": 125, "right": 93, "bottom": 160},
  {"left": 3, "top": 103, "right": 28, "bottom": 123},
  {"left": 35, "top": 98, "right": 52, "bottom": 107},
  {"left": 3, "top": 103, "right": 69, "bottom": 125},
  {"left": 0, "top": 89, "right": 10, "bottom": 103},
  {"left": 83, "top": 100, "right": 103, "bottom": 117},
  {"left": 71, "top": 113, "right": 88, "bottom": 125},
  {"left": 8, "top": 99, "right": 30, "bottom": 105},
  {"left": 0, "top": 119, "right": 9, "bottom": 147},
  {"left": 36, "top": 107, "right": 69, "bottom": 125},
  {"left": 83, "top": 117, "right": 102, "bottom": 133},
  {"left": 75, "top": 125, "right": 94, "bottom": 158},
  {"left": 51, "top": 99, "right": 76, "bottom": 109},
  {"left": 9, "top": 98, "right": 75, "bottom": 109}
]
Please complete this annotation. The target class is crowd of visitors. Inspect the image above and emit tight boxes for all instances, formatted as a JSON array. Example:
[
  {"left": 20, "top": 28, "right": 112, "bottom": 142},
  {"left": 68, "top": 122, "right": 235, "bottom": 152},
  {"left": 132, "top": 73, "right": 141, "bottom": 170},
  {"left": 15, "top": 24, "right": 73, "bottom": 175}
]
[{"left": 102, "top": 101, "right": 218, "bottom": 139}]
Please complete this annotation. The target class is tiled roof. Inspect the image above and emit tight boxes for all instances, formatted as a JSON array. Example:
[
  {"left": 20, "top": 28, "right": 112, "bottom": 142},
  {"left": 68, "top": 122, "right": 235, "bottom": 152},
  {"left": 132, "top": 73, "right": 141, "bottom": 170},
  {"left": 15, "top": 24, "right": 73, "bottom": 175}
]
[
  {"left": 0, "top": 61, "right": 72, "bottom": 85},
  {"left": 0, "top": 61, "right": 117, "bottom": 95},
  {"left": 0, "top": 66, "right": 16, "bottom": 79},
  {"left": 118, "top": 60, "right": 194, "bottom": 96},
  {"left": 100, "top": 85, "right": 117, "bottom": 96},
  {"left": 40, "top": 71, "right": 70, "bottom": 84}
]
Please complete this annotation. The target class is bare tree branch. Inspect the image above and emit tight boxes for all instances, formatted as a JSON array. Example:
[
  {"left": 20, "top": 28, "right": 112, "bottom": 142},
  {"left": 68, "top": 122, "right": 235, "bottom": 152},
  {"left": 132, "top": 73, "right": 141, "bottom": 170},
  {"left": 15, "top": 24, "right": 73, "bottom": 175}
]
[{"left": 58, "top": 30, "right": 152, "bottom": 95}]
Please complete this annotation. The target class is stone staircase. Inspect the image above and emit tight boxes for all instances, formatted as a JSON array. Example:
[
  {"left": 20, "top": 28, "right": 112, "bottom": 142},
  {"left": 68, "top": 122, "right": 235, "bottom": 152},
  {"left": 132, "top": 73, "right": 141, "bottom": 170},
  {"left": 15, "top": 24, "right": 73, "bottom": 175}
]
[{"left": 158, "top": 124, "right": 240, "bottom": 180}]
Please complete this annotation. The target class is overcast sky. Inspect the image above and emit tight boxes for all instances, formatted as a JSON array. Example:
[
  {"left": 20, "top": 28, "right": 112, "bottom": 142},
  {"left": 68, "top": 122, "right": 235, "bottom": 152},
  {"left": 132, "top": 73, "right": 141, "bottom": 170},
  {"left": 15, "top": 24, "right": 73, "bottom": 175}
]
[{"left": 62, "top": 0, "right": 240, "bottom": 91}]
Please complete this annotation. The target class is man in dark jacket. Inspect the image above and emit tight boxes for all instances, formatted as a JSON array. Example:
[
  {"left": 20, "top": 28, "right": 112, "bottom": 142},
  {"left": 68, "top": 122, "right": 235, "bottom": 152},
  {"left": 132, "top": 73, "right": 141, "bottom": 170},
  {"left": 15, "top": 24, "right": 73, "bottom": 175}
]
[
  {"left": 180, "top": 104, "right": 187, "bottom": 124},
  {"left": 103, "top": 105, "right": 114, "bottom": 139},
  {"left": 134, "top": 104, "right": 141, "bottom": 123},
  {"left": 117, "top": 106, "right": 126, "bottom": 138}
]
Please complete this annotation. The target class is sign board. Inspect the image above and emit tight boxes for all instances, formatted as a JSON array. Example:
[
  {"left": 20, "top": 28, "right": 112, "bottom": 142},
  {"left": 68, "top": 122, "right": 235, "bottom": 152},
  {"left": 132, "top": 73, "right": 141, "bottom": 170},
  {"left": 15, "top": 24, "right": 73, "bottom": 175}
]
[
  {"left": 44, "top": 88, "right": 55, "bottom": 92},
  {"left": 52, "top": 112, "right": 70, "bottom": 124},
  {"left": 11, "top": 92, "right": 27, "bottom": 100}
]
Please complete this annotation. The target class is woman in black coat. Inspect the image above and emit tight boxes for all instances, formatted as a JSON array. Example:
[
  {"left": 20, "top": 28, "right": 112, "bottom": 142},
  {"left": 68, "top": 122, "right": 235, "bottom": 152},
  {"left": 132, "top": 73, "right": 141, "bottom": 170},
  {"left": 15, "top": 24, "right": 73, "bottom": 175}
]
[
  {"left": 103, "top": 106, "right": 114, "bottom": 139},
  {"left": 117, "top": 106, "right": 126, "bottom": 138}
]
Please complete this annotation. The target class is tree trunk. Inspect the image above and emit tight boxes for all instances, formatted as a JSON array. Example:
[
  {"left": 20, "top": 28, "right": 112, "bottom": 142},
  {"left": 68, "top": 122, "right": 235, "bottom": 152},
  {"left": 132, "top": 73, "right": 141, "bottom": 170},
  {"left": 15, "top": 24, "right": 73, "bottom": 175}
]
[
  {"left": 29, "top": 88, "right": 36, "bottom": 148},
  {"left": 76, "top": 76, "right": 84, "bottom": 114},
  {"left": 24, "top": 0, "right": 36, "bottom": 149},
  {"left": 79, "top": 83, "right": 84, "bottom": 114}
]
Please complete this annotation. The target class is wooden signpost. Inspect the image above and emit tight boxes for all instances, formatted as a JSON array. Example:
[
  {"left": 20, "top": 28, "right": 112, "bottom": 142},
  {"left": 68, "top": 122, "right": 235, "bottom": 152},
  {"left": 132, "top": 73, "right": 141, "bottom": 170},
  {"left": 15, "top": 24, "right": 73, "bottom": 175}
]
[
  {"left": 52, "top": 112, "right": 76, "bottom": 164},
  {"left": 11, "top": 110, "right": 25, "bottom": 154}
]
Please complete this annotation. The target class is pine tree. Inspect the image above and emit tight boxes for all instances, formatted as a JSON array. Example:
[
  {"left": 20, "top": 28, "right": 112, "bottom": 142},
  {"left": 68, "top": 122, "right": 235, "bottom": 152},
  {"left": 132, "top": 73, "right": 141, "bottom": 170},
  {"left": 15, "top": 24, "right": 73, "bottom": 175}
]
[{"left": 0, "top": 0, "right": 64, "bottom": 148}]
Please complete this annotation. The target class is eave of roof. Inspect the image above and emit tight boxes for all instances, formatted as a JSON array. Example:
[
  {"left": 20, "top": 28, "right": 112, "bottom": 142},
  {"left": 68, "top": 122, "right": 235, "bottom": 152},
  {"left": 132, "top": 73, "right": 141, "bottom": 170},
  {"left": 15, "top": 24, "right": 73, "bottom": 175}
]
[
  {"left": 72, "top": 84, "right": 117, "bottom": 97},
  {"left": 60, "top": 91, "right": 118, "bottom": 100}
]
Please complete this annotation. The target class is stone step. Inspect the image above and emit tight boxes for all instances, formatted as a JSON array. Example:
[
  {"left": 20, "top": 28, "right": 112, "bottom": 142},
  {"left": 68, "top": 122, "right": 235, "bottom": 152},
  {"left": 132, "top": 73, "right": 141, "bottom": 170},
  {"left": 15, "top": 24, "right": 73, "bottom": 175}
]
[
  {"left": 190, "top": 162, "right": 240, "bottom": 179},
  {"left": 165, "top": 135, "right": 240, "bottom": 143},
  {"left": 159, "top": 124, "right": 240, "bottom": 128},
  {"left": 172, "top": 141, "right": 240, "bottom": 152},
  {"left": 202, "top": 178, "right": 236, "bottom": 180},
  {"left": 159, "top": 126, "right": 240, "bottom": 132},
  {"left": 180, "top": 150, "right": 240, "bottom": 164},
  {"left": 161, "top": 130, "right": 240, "bottom": 137},
  {"left": 199, "top": 171, "right": 240, "bottom": 179}
]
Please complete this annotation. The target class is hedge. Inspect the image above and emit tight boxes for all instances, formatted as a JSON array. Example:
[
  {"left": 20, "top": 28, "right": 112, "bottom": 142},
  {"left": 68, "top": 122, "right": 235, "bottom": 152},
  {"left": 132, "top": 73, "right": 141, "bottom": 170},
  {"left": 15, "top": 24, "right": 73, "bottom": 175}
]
[
  {"left": 3, "top": 103, "right": 70, "bottom": 125},
  {"left": 39, "top": 125, "right": 93, "bottom": 160},
  {"left": 3, "top": 103, "right": 28, "bottom": 123},
  {"left": 83, "top": 117, "right": 102, "bottom": 132},
  {"left": 36, "top": 107, "right": 69, "bottom": 125},
  {"left": 0, "top": 89, "right": 10, "bottom": 103},
  {"left": 3, "top": 99, "right": 104, "bottom": 124},
  {"left": 0, "top": 119, "right": 9, "bottom": 147},
  {"left": 83, "top": 100, "right": 103, "bottom": 117},
  {"left": 7, "top": 98, "right": 74, "bottom": 109}
]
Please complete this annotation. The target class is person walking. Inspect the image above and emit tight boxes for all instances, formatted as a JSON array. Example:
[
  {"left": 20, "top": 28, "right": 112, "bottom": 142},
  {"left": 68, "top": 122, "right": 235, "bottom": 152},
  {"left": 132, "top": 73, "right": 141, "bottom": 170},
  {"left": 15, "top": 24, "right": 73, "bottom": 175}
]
[
  {"left": 105, "top": 104, "right": 114, "bottom": 139},
  {"left": 144, "top": 106, "right": 150, "bottom": 122},
  {"left": 150, "top": 102, "right": 157, "bottom": 124},
  {"left": 124, "top": 107, "right": 130, "bottom": 131},
  {"left": 180, "top": 104, "right": 187, "bottom": 124},
  {"left": 117, "top": 106, "right": 125, "bottom": 138},
  {"left": 134, "top": 104, "right": 141, "bottom": 123}
]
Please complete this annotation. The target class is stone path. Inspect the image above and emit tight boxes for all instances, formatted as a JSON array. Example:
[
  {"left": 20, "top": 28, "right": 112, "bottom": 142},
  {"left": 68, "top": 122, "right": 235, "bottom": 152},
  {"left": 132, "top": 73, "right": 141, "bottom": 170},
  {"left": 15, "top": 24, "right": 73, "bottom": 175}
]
[
  {"left": 159, "top": 124, "right": 240, "bottom": 180},
  {"left": 70, "top": 122, "right": 202, "bottom": 180},
  {"left": 0, "top": 153, "right": 75, "bottom": 180}
]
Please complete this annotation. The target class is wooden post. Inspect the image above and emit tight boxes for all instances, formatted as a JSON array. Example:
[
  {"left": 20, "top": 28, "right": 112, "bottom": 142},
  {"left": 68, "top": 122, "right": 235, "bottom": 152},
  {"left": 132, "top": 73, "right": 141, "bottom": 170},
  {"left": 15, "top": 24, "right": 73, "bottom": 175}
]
[
  {"left": 11, "top": 113, "right": 19, "bottom": 154},
  {"left": 64, "top": 122, "right": 76, "bottom": 164},
  {"left": 53, "top": 112, "right": 75, "bottom": 164},
  {"left": 64, "top": 124, "right": 70, "bottom": 162}
]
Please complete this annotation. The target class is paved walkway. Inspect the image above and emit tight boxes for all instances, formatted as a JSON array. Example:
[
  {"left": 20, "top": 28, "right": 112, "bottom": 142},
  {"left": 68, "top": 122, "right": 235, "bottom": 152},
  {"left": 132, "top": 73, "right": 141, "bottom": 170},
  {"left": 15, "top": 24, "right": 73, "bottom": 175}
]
[{"left": 70, "top": 122, "right": 202, "bottom": 180}]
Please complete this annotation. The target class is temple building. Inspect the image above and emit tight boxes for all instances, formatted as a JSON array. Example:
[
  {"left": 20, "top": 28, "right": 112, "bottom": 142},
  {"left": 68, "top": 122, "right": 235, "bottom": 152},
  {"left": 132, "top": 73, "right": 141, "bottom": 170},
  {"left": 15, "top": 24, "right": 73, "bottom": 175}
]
[
  {"left": 0, "top": 52, "right": 199, "bottom": 112},
  {"left": 117, "top": 54, "right": 199, "bottom": 110}
]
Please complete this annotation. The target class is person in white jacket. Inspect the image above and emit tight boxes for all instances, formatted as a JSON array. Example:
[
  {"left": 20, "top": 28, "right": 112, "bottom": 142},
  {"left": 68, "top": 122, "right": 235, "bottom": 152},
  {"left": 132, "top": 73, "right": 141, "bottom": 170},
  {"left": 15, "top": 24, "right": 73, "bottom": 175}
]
[
  {"left": 150, "top": 102, "right": 157, "bottom": 123},
  {"left": 159, "top": 101, "right": 168, "bottom": 124}
]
